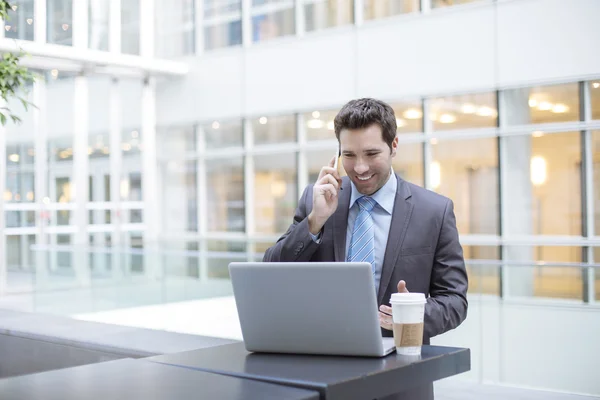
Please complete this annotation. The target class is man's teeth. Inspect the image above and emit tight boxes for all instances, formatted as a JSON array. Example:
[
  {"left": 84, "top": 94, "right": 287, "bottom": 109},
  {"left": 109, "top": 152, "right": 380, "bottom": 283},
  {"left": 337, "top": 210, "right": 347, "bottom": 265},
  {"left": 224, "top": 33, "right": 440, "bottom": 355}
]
[{"left": 358, "top": 175, "right": 373, "bottom": 181}]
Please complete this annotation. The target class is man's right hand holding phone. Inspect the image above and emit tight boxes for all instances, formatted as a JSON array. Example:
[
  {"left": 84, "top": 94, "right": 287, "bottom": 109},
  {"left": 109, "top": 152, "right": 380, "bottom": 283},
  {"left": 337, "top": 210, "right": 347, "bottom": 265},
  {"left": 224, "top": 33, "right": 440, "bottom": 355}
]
[{"left": 308, "top": 155, "right": 342, "bottom": 235}]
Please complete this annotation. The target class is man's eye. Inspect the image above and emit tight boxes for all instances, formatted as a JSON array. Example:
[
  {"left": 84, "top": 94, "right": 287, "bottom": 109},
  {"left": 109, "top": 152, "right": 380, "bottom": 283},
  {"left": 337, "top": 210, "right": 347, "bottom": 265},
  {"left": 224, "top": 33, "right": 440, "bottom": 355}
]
[{"left": 367, "top": 153, "right": 379, "bottom": 157}]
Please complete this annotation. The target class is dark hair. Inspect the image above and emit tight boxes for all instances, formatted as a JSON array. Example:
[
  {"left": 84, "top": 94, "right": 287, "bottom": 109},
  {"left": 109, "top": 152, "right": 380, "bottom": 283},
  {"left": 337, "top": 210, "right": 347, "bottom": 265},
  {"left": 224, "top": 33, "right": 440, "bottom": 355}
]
[{"left": 334, "top": 98, "right": 397, "bottom": 150}]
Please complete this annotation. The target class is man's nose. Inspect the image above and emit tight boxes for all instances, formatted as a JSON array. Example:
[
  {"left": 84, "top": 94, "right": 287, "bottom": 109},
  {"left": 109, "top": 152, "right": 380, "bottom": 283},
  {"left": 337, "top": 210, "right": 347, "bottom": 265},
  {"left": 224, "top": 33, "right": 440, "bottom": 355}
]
[{"left": 354, "top": 159, "right": 369, "bottom": 174}]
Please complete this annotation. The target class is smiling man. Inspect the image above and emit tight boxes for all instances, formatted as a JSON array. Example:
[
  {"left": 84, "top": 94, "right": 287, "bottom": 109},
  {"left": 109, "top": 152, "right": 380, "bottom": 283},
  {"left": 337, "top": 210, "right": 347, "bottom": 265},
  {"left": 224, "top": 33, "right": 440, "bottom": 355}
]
[{"left": 263, "top": 98, "right": 468, "bottom": 400}]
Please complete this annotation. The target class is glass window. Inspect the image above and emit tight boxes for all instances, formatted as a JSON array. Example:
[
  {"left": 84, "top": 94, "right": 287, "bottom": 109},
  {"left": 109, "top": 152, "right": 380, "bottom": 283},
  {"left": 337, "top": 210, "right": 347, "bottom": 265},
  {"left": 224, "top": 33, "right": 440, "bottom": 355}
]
[
  {"left": 6, "top": 118, "right": 35, "bottom": 204},
  {"left": 504, "top": 132, "right": 581, "bottom": 238},
  {"left": 159, "top": 126, "right": 196, "bottom": 159},
  {"left": 463, "top": 245, "right": 500, "bottom": 296},
  {"left": 206, "top": 157, "right": 245, "bottom": 232},
  {"left": 155, "top": 0, "right": 195, "bottom": 57},
  {"left": 47, "top": 0, "right": 73, "bottom": 46},
  {"left": 203, "top": 0, "right": 242, "bottom": 50},
  {"left": 591, "top": 80, "right": 600, "bottom": 120},
  {"left": 503, "top": 83, "right": 579, "bottom": 126},
  {"left": 364, "top": 0, "right": 419, "bottom": 21},
  {"left": 430, "top": 92, "right": 497, "bottom": 131},
  {"left": 162, "top": 160, "right": 198, "bottom": 232},
  {"left": 254, "top": 152, "right": 297, "bottom": 234},
  {"left": 6, "top": 235, "right": 36, "bottom": 272},
  {"left": 304, "top": 109, "right": 337, "bottom": 141},
  {"left": 253, "top": 115, "right": 296, "bottom": 145},
  {"left": 207, "top": 240, "right": 247, "bottom": 278},
  {"left": 252, "top": 0, "right": 295, "bottom": 42},
  {"left": 204, "top": 120, "right": 243, "bottom": 149},
  {"left": 392, "top": 142, "right": 423, "bottom": 187},
  {"left": 305, "top": 0, "right": 353, "bottom": 32},
  {"left": 392, "top": 101, "right": 423, "bottom": 134},
  {"left": 505, "top": 246, "right": 583, "bottom": 300},
  {"left": 122, "top": 0, "right": 140, "bottom": 54},
  {"left": 122, "top": 128, "right": 143, "bottom": 203},
  {"left": 4, "top": 0, "right": 34, "bottom": 41},
  {"left": 591, "top": 131, "right": 600, "bottom": 236},
  {"left": 89, "top": 0, "right": 109, "bottom": 50},
  {"left": 431, "top": 137, "right": 498, "bottom": 235},
  {"left": 431, "top": 0, "right": 479, "bottom": 8}
]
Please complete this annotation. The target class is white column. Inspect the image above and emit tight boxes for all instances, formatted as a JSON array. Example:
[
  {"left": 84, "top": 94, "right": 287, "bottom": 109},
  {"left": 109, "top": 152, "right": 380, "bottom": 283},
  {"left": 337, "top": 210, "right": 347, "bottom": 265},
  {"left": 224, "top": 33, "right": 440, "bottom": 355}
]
[
  {"left": 109, "top": 78, "right": 123, "bottom": 246},
  {"left": 34, "top": 77, "right": 50, "bottom": 284},
  {"left": 295, "top": 0, "right": 305, "bottom": 38},
  {"left": 109, "top": 0, "right": 121, "bottom": 53},
  {"left": 420, "top": 0, "right": 431, "bottom": 13},
  {"left": 197, "top": 125, "right": 207, "bottom": 279},
  {"left": 499, "top": 89, "right": 534, "bottom": 297},
  {"left": 244, "top": 119, "right": 255, "bottom": 261},
  {"left": 34, "top": 0, "right": 47, "bottom": 42},
  {"left": 242, "top": 0, "right": 251, "bottom": 47},
  {"left": 194, "top": 0, "right": 204, "bottom": 55},
  {"left": 73, "top": 0, "right": 89, "bottom": 48},
  {"left": 141, "top": 78, "right": 158, "bottom": 242},
  {"left": 0, "top": 100, "right": 6, "bottom": 295},
  {"left": 72, "top": 75, "right": 90, "bottom": 286},
  {"left": 353, "top": 0, "right": 364, "bottom": 26}
]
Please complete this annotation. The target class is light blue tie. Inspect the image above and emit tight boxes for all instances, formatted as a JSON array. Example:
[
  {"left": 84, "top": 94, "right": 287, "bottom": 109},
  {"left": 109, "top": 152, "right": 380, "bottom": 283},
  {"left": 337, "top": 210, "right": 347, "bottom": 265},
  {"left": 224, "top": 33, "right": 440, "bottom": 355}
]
[{"left": 347, "top": 196, "right": 376, "bottom": 280}]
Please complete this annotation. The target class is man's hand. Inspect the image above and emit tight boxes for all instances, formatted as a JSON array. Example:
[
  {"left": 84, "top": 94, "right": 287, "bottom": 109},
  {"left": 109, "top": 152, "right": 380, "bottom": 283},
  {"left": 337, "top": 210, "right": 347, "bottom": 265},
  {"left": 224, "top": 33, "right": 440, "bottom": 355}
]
[
  {"left": 307, "top": 156, "right": 342, "bottom": 235},
  {"left": 378, "top": 280, "right": 409, "bottom": 331}
]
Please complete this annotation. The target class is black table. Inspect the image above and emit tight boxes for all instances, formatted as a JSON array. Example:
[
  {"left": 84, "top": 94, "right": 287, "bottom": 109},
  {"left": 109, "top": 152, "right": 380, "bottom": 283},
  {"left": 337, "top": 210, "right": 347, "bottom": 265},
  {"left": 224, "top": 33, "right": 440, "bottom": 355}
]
[
  {"left": 0, "top": 358, "right": 319, "bottom": 400},
  {"left": 149, "top": 342, "right": 470, "bottom": 399}
]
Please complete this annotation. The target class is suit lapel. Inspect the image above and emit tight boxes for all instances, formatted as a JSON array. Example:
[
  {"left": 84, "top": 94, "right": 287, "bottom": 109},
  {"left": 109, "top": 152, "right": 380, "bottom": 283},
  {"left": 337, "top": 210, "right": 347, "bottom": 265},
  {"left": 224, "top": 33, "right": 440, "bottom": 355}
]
[
  {"left": 377, "top": 175, "right": 413, "bottom": 305},
  {"left": 332, "top": 178, "right": 351, "bottom": 262}
]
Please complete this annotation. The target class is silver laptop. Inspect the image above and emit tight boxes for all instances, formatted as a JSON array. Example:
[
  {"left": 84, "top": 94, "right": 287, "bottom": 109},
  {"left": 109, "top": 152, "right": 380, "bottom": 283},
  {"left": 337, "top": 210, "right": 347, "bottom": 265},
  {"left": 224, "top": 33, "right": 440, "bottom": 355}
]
[{"left": 228, "top": 262, "right": 395, "bottom": 357}]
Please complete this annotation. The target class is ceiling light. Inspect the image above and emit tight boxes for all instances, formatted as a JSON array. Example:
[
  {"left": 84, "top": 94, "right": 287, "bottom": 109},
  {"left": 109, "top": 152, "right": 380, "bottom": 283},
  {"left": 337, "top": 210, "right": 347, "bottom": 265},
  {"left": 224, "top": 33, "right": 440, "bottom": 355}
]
[
  {"left": 4, "top": 25, "right": 10, "bottom": 31},
  {"left": 43, "top": 196, "right": 50, "bottom": 204},
  {"left": 530, "top": 156, "right": 547, "bottom": 186},
  {"left": 26, "top": 191, "right": 34, "bottom": 201},
  {"left": 551, "top": 104, "right": 569, "bottom": 113},
  {"left": 439, "top": 114, "right": 456, "bottom": 124},
  {"left": 62, "top": 24, "right": 69, "bottom": 31},
  {"left": 461, "top": 104, "right": 476, "bottom": 114},
  {"left": 537, "top": 102, "right": 553, "bottom": 111},
  {"left": 11, "top": 5, "right": 17, "bottom": 11},
  {"left": 532, "top": 131, "right": 544, "bottom": 137},
  {"left": 51, "top": 69, "right": 59, "bottom": 78},
  {"left": 327, "top": 121, "right": 334, "bottom": 131},
  {"left": 3, "top": 190, "right": 12, "bottom": 201},
  {"left": 212, "top": 121, "right": 220, "bottom": 129},
  {"left": 528, "top": 98, "right": 538, "bottom": 108},
  {"left": 26, "top": 18, "right": 33, "bottom": 25},
  {"left": 306, "top": 119, "right": 324, "bottom": 129},
  {"left": 259, "top": 117, "right": 268, "bottom": 125},
  {"left": 593, "top": 82, "right": 600, "bottom": 89},
  {"left": 476, "top": 106, "right": 496, "bottom": 117},
  {"left": 312, "top": 111, "right": 320, "bottom": 118},
  {"left": 430, "top": 138, "right": 438, "bottom": 145},
  {"left": 396, "top": 118, "right": 407, "bottom": 128},
  {"left": 403, "top": 109, "right": 422, "bottom": 120},
  {"left": 8, "top": 153, "right": 19, "bottom": 162},
  {"left": 122, "top": 143, "right": 132, "bottom": 151}
]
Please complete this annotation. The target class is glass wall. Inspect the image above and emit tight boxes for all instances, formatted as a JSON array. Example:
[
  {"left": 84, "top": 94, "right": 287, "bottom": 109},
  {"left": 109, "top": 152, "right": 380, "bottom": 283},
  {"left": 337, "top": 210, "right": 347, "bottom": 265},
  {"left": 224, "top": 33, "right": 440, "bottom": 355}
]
[
  {"left": 47, "top": 0, "right": 73, "bottom": 46},
  {"left": 203, "top": 0, "right": 242, "bottom": 50},
  {"left": 305, "top": 0, "right": 353, "bottom": 32},
  {"left": 252, "top": 0, "right": 295, "bottom": 42},
  {"left": 121, "top": 0, "right": 140, "bottom": 54},
  {"left": 431, "top": 0, "right": 480, "bottom": 8},
  {"left": 364, "top": 0, "right": 419, "bottom": 20},
  {"left": 4, "top": 0, "right": 34, "bottom": 41},
  {"left": 430, "top": 92, "right": 497, "bottom": 131},
  {"left": 88, "top": 0, "right": 109, "bottom": 50},
  {"left": 155, "top": 0, "right": 195, "bottom": 57}
]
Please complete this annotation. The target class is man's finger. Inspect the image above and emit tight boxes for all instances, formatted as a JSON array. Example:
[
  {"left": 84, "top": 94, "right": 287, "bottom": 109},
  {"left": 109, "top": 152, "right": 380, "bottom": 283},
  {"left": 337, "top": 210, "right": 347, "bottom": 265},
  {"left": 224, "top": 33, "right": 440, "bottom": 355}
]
[
  {"left": 379, "top": 311, "right": 393, "bottom": 330},
  {"left": 379, "top": 305, "right": 392, "bottom": 315},
  {"left": 397, "top": 280, "right": 409, "bottom": 293}
]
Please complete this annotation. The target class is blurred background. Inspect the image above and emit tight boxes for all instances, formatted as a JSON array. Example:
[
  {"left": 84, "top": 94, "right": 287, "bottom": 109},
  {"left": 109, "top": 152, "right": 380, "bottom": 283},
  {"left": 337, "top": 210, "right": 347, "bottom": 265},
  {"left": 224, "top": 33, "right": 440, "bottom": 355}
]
[{"left": 0, "top": 0, "right": 599, "bottom": 397}]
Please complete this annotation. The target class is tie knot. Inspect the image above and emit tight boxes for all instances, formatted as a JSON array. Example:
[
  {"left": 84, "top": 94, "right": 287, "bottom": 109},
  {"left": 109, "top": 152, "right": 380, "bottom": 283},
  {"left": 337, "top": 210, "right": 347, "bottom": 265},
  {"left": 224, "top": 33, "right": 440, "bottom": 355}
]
[{"left": 357, "top": 196, "right": 376, "bottom": 212}]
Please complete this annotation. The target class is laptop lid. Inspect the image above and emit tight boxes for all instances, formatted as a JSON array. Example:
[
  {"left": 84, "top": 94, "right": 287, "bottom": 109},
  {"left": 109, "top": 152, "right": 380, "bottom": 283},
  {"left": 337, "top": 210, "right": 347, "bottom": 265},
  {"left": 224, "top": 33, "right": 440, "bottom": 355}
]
[{"left": 228, "top": 262, "right": 395, "bottom": 357}]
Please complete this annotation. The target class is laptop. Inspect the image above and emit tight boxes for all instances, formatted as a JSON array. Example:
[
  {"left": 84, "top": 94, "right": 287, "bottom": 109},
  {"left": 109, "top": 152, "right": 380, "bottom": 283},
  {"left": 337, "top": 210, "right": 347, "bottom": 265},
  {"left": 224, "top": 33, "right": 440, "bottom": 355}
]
[{"left": 228, "top": 262, "right": 395, "bottom": 357}]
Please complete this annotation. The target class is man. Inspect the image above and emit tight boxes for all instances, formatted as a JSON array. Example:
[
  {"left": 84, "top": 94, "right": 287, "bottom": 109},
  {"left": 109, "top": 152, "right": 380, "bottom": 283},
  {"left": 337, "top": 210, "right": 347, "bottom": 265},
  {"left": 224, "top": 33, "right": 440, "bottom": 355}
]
[{"left": 263, "top": 98, "right": 468, "bottom": 400}]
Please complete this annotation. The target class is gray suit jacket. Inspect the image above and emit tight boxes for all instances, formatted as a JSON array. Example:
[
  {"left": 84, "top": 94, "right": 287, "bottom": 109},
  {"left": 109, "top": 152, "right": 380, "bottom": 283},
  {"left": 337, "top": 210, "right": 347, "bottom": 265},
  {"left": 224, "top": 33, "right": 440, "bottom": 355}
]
[{"left": 263, "top": 174, "right": 468, "bottom": 343}]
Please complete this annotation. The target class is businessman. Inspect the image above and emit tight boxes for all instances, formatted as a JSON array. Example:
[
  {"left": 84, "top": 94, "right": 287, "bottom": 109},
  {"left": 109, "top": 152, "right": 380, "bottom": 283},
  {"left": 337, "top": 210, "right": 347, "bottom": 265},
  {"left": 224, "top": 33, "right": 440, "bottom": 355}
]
[{"left": 263, "top": 98, "right": 468, "bottom": 400}]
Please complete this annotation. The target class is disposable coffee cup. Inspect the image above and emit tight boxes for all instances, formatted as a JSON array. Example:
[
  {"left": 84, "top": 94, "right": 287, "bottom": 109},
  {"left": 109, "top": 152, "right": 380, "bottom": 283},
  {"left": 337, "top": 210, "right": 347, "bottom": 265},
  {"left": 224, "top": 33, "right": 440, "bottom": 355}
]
[{"left": 390, "top": 292, "right": 426, "bottom": 356}]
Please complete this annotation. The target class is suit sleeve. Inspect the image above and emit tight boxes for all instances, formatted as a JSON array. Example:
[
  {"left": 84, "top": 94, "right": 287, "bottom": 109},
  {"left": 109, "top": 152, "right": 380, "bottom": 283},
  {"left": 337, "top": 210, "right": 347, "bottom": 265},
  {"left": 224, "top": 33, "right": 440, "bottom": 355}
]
[
  {"left": 424, "top": 199, "right": 468, "bottom": 338},
  {"left": 262, "top": 185, "right": 322, "bottom": 262}
]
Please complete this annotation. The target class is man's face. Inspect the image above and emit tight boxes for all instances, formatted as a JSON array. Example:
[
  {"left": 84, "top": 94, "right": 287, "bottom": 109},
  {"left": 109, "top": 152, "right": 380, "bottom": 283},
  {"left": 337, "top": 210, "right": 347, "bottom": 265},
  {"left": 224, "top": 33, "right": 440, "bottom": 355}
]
[{"left": 339, "top": 124, "right": 398, "bottom": 195}]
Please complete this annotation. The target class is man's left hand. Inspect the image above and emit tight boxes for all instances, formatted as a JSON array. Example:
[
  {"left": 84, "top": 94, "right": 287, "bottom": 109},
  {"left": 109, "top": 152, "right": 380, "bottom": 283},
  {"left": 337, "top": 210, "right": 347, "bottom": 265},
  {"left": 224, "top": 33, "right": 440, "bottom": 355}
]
[{"left": 378, "top": 280, "right": 409, "bottom": 331}]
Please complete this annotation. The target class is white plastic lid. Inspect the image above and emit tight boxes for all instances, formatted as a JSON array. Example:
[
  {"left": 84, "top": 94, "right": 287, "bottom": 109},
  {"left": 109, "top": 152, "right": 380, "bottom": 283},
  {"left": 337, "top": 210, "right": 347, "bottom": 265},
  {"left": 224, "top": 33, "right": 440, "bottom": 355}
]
[{"left": 390, "top": 292, "right": 426, "bottom": 304}]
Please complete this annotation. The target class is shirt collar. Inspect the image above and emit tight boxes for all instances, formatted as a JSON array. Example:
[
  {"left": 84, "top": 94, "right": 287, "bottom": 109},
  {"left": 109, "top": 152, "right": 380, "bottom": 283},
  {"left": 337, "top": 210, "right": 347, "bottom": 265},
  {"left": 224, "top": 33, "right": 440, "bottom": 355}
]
[{"left": 349, "top": 168, "right": 397, "bottom": 214}]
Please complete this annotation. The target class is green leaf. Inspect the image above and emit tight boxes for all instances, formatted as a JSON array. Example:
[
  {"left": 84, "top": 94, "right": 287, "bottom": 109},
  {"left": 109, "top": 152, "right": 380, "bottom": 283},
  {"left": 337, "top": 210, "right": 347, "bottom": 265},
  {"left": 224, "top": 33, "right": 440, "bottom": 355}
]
[
  {"left": 10, "top": 114, "right": 21, "bottom": 124},
  {"left": 0, "top": 112, "right": 6, "bottom": 126}
]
